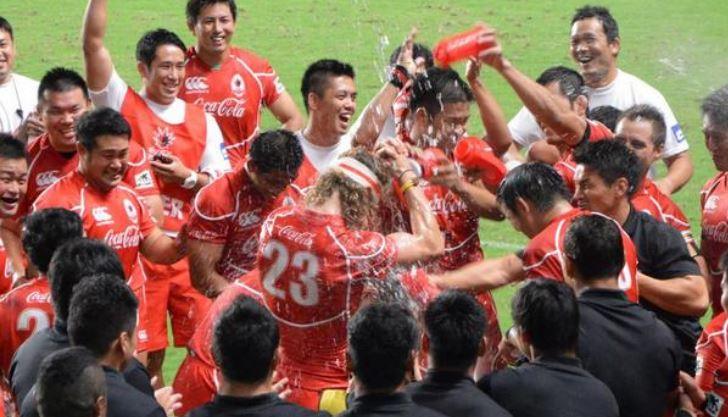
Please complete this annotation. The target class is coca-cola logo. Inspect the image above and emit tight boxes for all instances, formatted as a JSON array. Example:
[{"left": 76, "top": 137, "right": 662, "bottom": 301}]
[
  {"left": 26, "top": 291, "right": 51, "bottom": 304},
  {"left": 194, "top": 97, "right": 246, "bottom": 118},
  {"left": 185, "top": 77, "right": 209, "bottom": 92},
  {"left": 104, "top": 225, "right": 141, "bottom": 249},
  {"left": 237, "top": 211, "right": 261, "bottom": 228},
  {"left": 428, "top": 194, "right": 468, "bottom": 214},
  {"left": 279, "top": 225, "right": 314, "bottom": 248},
  {"left": 36, "top": 170, "right": 60, "bottom": 188},
  {"left": 704, "top": 221, "right": 728, "bottom": 244}
]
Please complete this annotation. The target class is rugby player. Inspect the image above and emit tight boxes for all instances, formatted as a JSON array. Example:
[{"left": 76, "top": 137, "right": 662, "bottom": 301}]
[
  {"left": 180, "top": 0, "right": 304, "bottom": 167},
  {"left": 0, "top": 135, "right": 25, "bottom": 293}
]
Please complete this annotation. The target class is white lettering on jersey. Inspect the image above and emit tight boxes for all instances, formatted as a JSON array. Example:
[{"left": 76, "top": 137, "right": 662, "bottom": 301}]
[
  {"left": 17, "top": 308, "right": 51, "bottom": 333},
  {"left": 35, "top": 170, "right": 60, "bottom": 188},
  {"left": 104, "top": 225, "right": 141, "bottom": 249},
  {"left": 262, "top": 239, "right": 319, "bottom": 307},
  {"left": 92, "top": 207, "right": 112, "bottom": 223},
  {"left": 185, "top": 77, "right": 209, "bottom": 93},
  {"left": 193, "top": 97, "right": 246, "bottom": 118},
  {"left": 162, "top": 196, "right": 186, "bottom": 220}
]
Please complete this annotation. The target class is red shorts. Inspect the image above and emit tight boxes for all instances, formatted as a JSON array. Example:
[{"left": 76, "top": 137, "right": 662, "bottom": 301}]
[
  {"left": 172, "top": 353, "right": 217, "bottom": 417},
  {"left": 143, "top": 258, "right": 211, "bottom": 351},
  {"left": 131, "top": 284, "right": 151, "bottom": 352}
]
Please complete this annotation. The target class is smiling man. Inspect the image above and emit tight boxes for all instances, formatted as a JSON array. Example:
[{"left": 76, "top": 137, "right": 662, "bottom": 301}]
[{"left": 0, "top": 134, "right": 25, "bottom": 220}]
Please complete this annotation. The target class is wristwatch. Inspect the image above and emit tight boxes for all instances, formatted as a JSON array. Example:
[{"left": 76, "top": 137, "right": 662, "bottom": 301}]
[{"left": 181, "top": 170, "right": 198, "bottom": 189}]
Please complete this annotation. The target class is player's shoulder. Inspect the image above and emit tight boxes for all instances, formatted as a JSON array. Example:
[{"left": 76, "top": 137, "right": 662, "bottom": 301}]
[
  {"left": 617, "top": 69, "right": 670, "bottom": 105},
  {"left": 0, "top": 277, "right": 50, "bottom": 305},
  {"left": 13, "top": 73, "right": 40, "bottom": 90},
  {"left": 34, "top": 173, "right": 79, "bottom": 205},
  {"left": 194, "top": 171, "right": 240, "bottom": 215},
  {"left": 334, "top": 229, "right": 389, "bottom": 257},
  {"left": 26, "top": 133, "right": 49, "bottom": 157},
  {"left": 702, "top": 172, "right": 727, "bottom": 194},
  {"left": 230, "top": 46, "right": 273, "bottom": 69}
]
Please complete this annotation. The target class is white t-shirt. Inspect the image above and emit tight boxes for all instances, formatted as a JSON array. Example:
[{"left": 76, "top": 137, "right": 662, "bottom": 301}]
[
  {"left": 0, "top": 73, "right": 39, "bottom": 134},
  {"left": 295, "top": 130, "right": 352, "bottom": 173},
  {"left": 89, "top": 70, "right": 230, "bottom": 176},
  {"left": 508, "top": 69, "right": 689, "bottom": 159}
]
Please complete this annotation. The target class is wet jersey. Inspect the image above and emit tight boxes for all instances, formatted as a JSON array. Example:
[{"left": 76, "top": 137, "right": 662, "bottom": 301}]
[
  {"left": 633, "top": 178, "right": 694, "bottom": 246},
  {"left": 701, "top": 173, "right": 728, "bottom": 312},
  {"left": 0, "top": 240, "right": 11, "bottom": 297},
  {"left": 180, "top": 47, "right": 285, "bottom": 167},
  {"left": 554, "top": 120, "right": 613, "bottom": 193},
  {"left": 696, "top": 313, "right": 728, "bottom": 417},
  {"left": 522, "top": 208, "right": 639, "bottom": 302},
  {"left": 258, "top": 205, "right": 397, "bottom": 390}
]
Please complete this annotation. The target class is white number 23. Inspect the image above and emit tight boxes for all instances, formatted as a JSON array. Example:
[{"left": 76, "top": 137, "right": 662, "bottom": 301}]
[{"left": 262, "top": 240, "right": 319, "bottom": 307}]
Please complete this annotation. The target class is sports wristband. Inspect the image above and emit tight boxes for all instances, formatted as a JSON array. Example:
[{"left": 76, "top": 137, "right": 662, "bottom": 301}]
[
  {"left": 389, "top": 65, "right": 410, "bottom": 90},
  {"left": 398, "top": 168, "right": 414, "bottom": 181},
  {"left": 400, "top": 180, "right": 416, "bottom": 194},
  {"left": 181, "top": 170, "right": 199, "bottom": 189}
]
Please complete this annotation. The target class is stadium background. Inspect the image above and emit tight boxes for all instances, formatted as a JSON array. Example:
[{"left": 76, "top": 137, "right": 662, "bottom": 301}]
[{"left": 3, "top": 0, "right": 727, "bottom": 381}]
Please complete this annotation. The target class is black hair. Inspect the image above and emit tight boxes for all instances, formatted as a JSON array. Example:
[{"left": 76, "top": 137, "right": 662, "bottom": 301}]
[
  {"left": 0, "top": 133, "right": 26, "bottom": 160},
  {"left": 512, "top": 279, "right": 579, "bottom": 355},
  {"left": 564, "top": 214, "right": 624, "bottom": 281},
  {"left": 536, "top": 66, "right": 586, "bottom": 103},
  {"left": 388, "top": 42, "right": 434, "bottom": 68},
  {"left": 300, "top": 59, "right": 355, "bottom": 113},
  {"left": 702, "top": 85, "right": 728, "bottom": 132},
  {"left": 186, "top": 0, "right": 237, "bottom": 24},
  {"left": 212, "top": 296, "right": 278, "bottom": 384},
  {"left": 38, "top": 67, "right": 90, "bottom": 102},
  {"left": 573, "top": 139, "right": 641, "bottom": 197},
  {"left": 348, "top": 303, "right": 419, "bottom": 391},
  {"left": 22, "top": 208, "right": 83, "bottom": 274},
  {"left": 68, "top": 274, "right": 138, "bottom": 358},
  {"left": 76, "top": 107, "right": 131, "bottom": 152},
  {"left": 48, "top": 238, "right": 125, "bottom": 321},
  {"left": 572, "top": 5, "right": 620, "bottom": 42},
  {"left": 496, "top": 162, "right": 571, "bottom": 214},
  {"left": 0, "top": 17, "right": 13, "bottom": 40},
  {"left": 588, "top": 105, "right": 621, "bottom": 132},
  {"left": 36, "top": 347, "right": 105, "bottom": 417},
  {"left": 135, "top": 28, "right": 186, "bottom": 68},
  {"left": 249, "top": 129, "right": 304, "bottom": 177},
  {"left": 410, "top": 67, "right": 474, "bottom": 116},
  {"left": 425, "top": 290, "right": 486, "bottom": 370},
  {"left": 617, "top": 104, "right": 666, "bottom": 149}
]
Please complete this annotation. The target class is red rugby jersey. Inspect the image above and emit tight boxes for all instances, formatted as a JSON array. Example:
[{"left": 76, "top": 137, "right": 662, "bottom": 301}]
[
  {"left": 555, "top": 119, "right": 613, "bottom": 193},
  {"left": 696, "top": 313, "right": 728, "bottom": 417},
  {"left": 632, "top": 177, "right": 693, "bottom": 245}
]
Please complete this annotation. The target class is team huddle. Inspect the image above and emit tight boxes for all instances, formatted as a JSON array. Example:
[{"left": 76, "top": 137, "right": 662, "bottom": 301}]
[{"left": 0, "top": 1, "right": 727, "bottom": 417}]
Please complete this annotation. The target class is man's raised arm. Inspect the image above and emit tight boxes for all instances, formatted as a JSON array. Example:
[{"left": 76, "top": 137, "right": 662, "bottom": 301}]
[{"left": 82, "top": 0, "right": 114, "bottom": 91}]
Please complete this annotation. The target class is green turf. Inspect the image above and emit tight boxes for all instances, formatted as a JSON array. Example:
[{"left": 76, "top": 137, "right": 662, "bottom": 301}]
[{"left": 4, "top": 0, "right": 727, "bottom": 383}]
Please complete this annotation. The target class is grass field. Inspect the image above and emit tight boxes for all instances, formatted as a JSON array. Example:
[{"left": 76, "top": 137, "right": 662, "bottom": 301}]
[{"left": 3, "top": 0, "right": 727, "bottom": 383}]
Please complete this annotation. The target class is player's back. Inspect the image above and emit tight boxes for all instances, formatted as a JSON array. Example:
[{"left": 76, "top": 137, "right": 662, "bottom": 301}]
[{"left": 258, "top": 205, "right": 395, "bottom": 389}]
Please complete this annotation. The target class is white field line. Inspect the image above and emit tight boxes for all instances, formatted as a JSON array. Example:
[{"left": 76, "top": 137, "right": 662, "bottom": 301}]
[{"left": 480, "top": 240, "right": 524, "bottom": 251}]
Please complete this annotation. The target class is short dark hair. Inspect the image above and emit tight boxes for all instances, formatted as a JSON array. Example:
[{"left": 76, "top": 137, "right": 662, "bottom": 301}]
[
  {"left": 564, "top": 214, "right": 624, "bottom": 281},
  {"left": 135, "top": 28, "right": 186, "bottom": 68},
  {"left": 497, "top": 162, "right": 571, "bottom": 214},
  {"left": 617, "top": 104, "right": 666, "bottom": 149},
  {"left": 249, "top": 129, "right": 304, "bottom": 177},
  {"left": 388, "top": 42, "right": 434, "bottom": 68},
  {"left": 512, "top": 279, "right": 579, "bottom": 355},
  {"left": 536, "top": 66, "right": 586, "bottom": 103},
  {"left": 425, "top": 290, "right": 486, "bottom": 370},
  {"left": 186, "top": 0, "right": 237, "bottom": 24},
  {"left": 573, "top": 140, "right": 641, "bottom": 197},
  {"left": 68, "top": 274, "right": 138, "bottom": 357},
  {"left": 76, "top": 108, "right": 131, "bottom": 152},
  {"left": 38, "top": 67, "right": 90, "bottom": 102},
  {"left": 571, "top": 5, "right": 620, "bottom": 42},
  {"left": 48, "top": 238, "right": 125, "bottom": 321},
  {"left": 702, "top": 85, "right": 728, "bottom": 132},
  {"left": 0, "top": 17, "right": 13, "bottom": 40},
  {"left": 410, "top": 67, "right": 474, "bottom": 116},
  {"left": 22, "top": 208, "right": 83, "bottom": 274},
  {"left": 300, "top": 59, "right": 355, "bottom": 113},
  {"left": 0, "top": 133, "right": 26, "bottom": 160},
  {"left": 588, "top": 105, "right": 621, "bottom": 132},
  {"left": 212, "top": 296, "right": 278, "bottom": 384},
  {"left": 36, "top": 347, "right": 105, "bottom": 417},
  {"left": 348, "top": 303, "right": 419, "bottom": 391}
]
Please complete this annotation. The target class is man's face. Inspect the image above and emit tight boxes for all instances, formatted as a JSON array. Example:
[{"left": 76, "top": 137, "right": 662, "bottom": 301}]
[
  {"left": 40, "top": 88, "right": 90, "bottom": 153},
  {"left": 615, "top": 118, "right": 661, "bottom": 177},
  {"left": 704, "top": 114, "right": 728, "bottom": 171},
  {"left": 79, "top": 135, "right": 129, "bottom": 192},
  {"left": 191, "top": 2, "right": 236, "bottom": 55},
  {"left": 431, "top": 101, "right": 470, "bottom": 154},
  {"left": 0, "top": 30, "right": 14, "bottom": 84},
  {"left": 501, "top": 201, "right": 539, "bottom": 239},
  {"left": 311, "top": 76, "right": 357, "bottom": 136},
  {"left": 0, "top": 157, "right": 27, "bottom": 217},
  {"left": 139, "top": 45, "right": 186, "bottom": 105},
  {"left": 574, "top": 165, "right": 623, "bottom": 215},
  {"left": 570, "top": 17, "right": 619, "bottom": 86}
]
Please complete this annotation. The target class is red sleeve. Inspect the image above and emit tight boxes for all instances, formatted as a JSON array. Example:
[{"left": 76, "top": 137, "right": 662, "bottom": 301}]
[
  {"left": 586, "top": 119, "right": 613, "bottom": 142},
  {"left": 554, "top": 160, "right": 576, "bottom": 194},
  {"left": 254, "top": 55, "right": 283, "bottom": 106},
  {"left": 186, "top": 181, "right": 233, "bottom": 245},
  {"left": 31, "top": 186, "right": 74, "bottom": 214},
  {"left": 124, "top": 144, "right": 159, "bottom": 198},
  {"left": 697, "top": 335, "right": 723, "bottom": 392},
  {"left": 522, "top": 239, "right": 563, "bottom": 281}
]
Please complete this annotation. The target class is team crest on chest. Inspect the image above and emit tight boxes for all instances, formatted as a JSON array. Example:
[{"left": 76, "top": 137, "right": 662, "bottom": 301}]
[
  {"left": 123, "top": 198, "right": 138, "bottom": 222},
  {"left": 230, "top": 73, "right": 246, "bottom": 98},
  {"left": 153, "top": 126, "right": 176, "bottom": 149},
  {"left": 705, "top": 195, "right": 720, "bottom": 213}
]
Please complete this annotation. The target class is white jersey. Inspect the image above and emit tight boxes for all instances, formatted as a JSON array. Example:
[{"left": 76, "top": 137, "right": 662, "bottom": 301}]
[
  {"left": 89, "top": 70, "right": 230, "bottom": 175},
  {"left": 0, "top": 73, "right": 39, "bottom": 134},
  {"left": 295, "top": 130, "right": 352, "bottom": 173},
  {"left": 508, "top": 69, "right": 688, "bottom": 159}
]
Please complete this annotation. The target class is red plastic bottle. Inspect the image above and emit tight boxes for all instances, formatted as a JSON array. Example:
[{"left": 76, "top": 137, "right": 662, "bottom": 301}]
[
  {"left": 453, "top": 137, "right": 507, "bottom": 188},
  {"left": 409, "top": 147, "right": 446, "bottom": 180},
  {"left": 433, "top": 25, "right": 494, "bottom": 67}
]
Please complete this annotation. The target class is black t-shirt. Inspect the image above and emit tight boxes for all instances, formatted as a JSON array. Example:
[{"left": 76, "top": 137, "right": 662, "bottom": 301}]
[
  {"left": 622, "top": 207, "right": 702, "bottom": 372},
  {"left": 406, "top": 370, "right": 512, "bottom": 417},
  {"left": 578, "top": 288, "right": 682, "bottom": 417},
  {"left": 187, "top": 393, "right": 329, "bottom": 417},
  {"left": 340, "top": 392, "right": 447, "bottom": 417},
  {"left": 478, "top": 355, "right": 619, "bottom": 417}
]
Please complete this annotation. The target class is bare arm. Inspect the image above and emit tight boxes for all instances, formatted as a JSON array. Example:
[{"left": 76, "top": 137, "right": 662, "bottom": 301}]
[
  {"left": 351, "top": 84, "right": 400, "bottom": 149},
  {"left": 431, "top": 253, "right": 525, "bottom": 291},
  {"left": 140, "top": 195, "right": 164, "bottom": 225},
  {"left": 655, "top": 151, "right": 694, "bottom": 195},
  {"left": 637, "top": 272, "right": 709, "bottom": 317},
  {"left": 140, "top": 228, "right": 185, "bottom": 265},
  {"left": 82, "top": 0, "right": 114, "bottom": 91},
  {"left": 187, "top": 239, "right": 229, "bottom": 298},
  {"left": 268, "top": 92, "right": 305, "bottom": 132},
  {"left": 466, "top": 59, "right": 512, "bottom": 157},
  {"left": 427, "top": 160, "right": 503, "bottom": 220}
]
